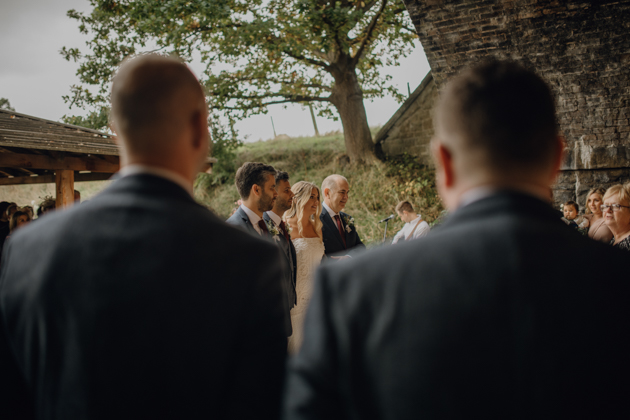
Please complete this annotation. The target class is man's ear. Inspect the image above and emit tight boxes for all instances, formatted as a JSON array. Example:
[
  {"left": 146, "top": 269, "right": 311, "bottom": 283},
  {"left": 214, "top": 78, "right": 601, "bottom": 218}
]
[
  {"left": 251, "top": 184, "right": 261, "bottom": 198},
  {"left": 433, "top": 140, "right": 455, "bottom": 189},
  {"left": 547, "top": 135, "right": 565, "bottom": 185},
  {"left": 323, "top": 188, "right": 330, "bottom": 200}
]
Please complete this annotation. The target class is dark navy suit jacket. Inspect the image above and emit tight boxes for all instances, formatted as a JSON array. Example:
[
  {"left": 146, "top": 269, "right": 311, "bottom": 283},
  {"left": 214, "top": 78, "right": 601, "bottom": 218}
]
[
  {"left": 320, "top": 207, "right": 365, "bottom": 257},
  {"left": 284, "top": 192, "right": 630, "bottom": 419},
  {"left": 226, "top": 206, "right": 292, "bottom": 335},
  {"left": 263, "top": 212, "right": 297, "bottom": 310},
  {"left": 0, "top": 174, "right": 287, "bottom": 420}
]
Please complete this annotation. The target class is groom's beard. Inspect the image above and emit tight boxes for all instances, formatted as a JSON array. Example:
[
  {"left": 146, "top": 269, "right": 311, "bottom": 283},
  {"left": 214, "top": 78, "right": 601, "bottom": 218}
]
[{"left": 258, "top": 193, "right": 276, "bottom": 213}]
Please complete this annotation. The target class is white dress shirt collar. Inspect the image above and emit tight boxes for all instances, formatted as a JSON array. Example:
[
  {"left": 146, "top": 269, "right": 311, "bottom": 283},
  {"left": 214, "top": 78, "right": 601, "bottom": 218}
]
[
  {"left": 267, "top": 210, "right": 283, "bottom": 226},
  {"left": 323, "top": 202, "right": 339, "bottom": 219},
  {"left": 241, "top": 204, "right": 263, "bottom": 235},
  {"left": 119, "top": 164, "right": 193, "bottom": 196}
]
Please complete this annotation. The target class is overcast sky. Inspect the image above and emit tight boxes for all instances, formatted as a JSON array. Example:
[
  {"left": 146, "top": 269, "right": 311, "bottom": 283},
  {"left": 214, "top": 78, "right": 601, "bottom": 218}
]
[{"left": 0, "top": 0, "right": 431, "bottom": 142}]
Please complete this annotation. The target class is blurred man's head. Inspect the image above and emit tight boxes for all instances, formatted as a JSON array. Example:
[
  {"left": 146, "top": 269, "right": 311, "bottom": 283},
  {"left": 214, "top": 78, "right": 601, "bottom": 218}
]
[
  {"left": 432, "top": 60, "right": 562, "bottom": 208},
  {"left": 111, "top": 54, "right": 210, "bottom": 183}
]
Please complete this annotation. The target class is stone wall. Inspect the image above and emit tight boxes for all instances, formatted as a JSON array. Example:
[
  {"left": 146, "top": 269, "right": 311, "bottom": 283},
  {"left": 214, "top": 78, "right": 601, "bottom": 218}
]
[
  {"left": 375, "top": 73, "right": 437, "bottom": 165},
  {"left": 402, "top": 0, "right": 630, "bottom": 208}
]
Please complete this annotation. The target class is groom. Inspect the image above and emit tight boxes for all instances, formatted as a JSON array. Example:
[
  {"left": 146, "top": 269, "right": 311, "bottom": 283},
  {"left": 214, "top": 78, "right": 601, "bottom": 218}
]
[
  {"left": 227, "top": 162, "right": 278, "bottom": 236},
  {"left": 320, "top": 174, "right": 365, "bottom": 258},
  {"left": 263, "top": 171, "right": 297, "bottom": 334}
]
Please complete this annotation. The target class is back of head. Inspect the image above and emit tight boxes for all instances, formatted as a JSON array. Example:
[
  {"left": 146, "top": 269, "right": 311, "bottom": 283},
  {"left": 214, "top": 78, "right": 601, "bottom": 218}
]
[
  {"left": 235, "top": 162, "right": 277, "bottom": 200},
  {"left": 436, "top": 60, "right": 558, "bottom": 178},
  {"left": 111, "top": 54, "right": 206, "bottom": 158}
]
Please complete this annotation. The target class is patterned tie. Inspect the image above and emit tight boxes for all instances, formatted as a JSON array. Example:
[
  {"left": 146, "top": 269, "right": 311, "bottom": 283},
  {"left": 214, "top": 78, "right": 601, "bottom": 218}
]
[
  {"left": 257, "top": 220, "right": 269, "bottom": 236},
  {"left": 334, "top": 215, "right": 347, "bottom": 249},
  {"left": 279, "top": 221, "right": 290, "bottom": 241}
]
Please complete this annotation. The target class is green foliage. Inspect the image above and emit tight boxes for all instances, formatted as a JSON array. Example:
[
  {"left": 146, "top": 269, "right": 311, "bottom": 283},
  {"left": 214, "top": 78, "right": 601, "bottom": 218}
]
[
  {"left": 196, "top": 133, "right": 443, "bottom": 246},
  {"left": 62, "top": 106, "right": 110, "bottom": 131},
  {"left": 0, "top": 98, "right": 15, "bottom": 111},
  {"left": 61, "top": 0, "right": 417, "bottom": 157}
]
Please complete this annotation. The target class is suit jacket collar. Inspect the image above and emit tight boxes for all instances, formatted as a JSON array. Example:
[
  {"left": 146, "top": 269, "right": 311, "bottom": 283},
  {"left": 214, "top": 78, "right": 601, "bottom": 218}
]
[
  {"left": 441, "top": 191, "right": 560, "bottom": 232},
  {"left": 234, "top": 206, "right": 259, "bottom": 235},
  {"left": 108, "top": 173, "right": 197, "bottom": 205}
]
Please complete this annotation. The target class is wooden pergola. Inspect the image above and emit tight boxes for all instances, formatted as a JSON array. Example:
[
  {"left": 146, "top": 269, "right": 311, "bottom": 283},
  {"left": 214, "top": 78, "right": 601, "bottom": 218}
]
[{"left": 0, "top": 109, "right": 214, "bottom": 208}]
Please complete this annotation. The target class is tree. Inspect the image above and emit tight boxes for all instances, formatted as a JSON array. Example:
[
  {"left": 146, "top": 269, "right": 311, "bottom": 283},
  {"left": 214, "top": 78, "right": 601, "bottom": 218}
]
[
  {"left": 62, "top": 106, "right": 110, "bottom": 131},
  {"left": 0, "top": 98, "right": 15, "bottom": 111},
  {"left": 62, "top": 0, "right": 418, "bottom": 163}
]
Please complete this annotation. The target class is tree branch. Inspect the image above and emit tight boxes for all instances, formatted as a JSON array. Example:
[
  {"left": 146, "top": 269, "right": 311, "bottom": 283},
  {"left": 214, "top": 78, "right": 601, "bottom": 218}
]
[
  {"left": 219, "top": 95, "right": 330, "bottom": 110},
  {"left": 352, "top": 0, "right": 388, "bottom": 67},
  {"left": 227, "top": 75, "right": 333, "bottom": 91}
]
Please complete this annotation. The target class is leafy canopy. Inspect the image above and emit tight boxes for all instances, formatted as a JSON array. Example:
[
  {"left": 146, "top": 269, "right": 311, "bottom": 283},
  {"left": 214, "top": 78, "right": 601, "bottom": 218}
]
[{"left": 62, "top": 0, "right": 417, "bottom": 121}]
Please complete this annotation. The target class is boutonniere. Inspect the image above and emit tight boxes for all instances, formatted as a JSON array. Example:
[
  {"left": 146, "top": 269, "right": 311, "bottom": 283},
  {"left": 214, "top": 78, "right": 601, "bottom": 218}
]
[
  {"left": 342, "top": 215, "right": 354, "bottom": 233},
  {"left": 266, "top": 221, "right": 281, "bottom": 242}
]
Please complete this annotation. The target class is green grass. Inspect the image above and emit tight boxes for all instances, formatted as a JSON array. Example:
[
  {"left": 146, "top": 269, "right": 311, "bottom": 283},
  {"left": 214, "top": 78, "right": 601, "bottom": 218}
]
[{"left": 195, "top": 132, "right": 443, "bottom": 246}]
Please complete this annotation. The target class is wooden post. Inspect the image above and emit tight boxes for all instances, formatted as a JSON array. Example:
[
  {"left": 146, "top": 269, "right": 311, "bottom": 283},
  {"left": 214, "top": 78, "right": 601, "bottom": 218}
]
[{"left": 55, "top": 170, "right": 75, "bottom": 209}]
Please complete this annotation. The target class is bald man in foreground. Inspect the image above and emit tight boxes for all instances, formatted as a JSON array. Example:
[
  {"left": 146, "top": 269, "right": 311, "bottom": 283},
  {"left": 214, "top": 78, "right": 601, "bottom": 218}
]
[
  {"left": 283, "top": 61, "right": 630, "bottom": 419},
  {"left": 0, "top": 55, "right": 287, "bottom": 419}
]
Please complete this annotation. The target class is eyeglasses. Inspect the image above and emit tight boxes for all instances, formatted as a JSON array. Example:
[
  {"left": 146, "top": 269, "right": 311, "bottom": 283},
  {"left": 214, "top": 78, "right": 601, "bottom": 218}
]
[{"left": 601, "top": 204, "right": 630, "bottom": 212}]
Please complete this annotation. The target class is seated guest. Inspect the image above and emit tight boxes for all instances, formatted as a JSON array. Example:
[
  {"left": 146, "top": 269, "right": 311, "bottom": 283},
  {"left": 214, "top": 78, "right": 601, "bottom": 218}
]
[
  {"left": 583, "top": 187, "right": 613, "bottom": 242},
  {"left": 283, "top": 60, "right": 630, "bottom": 419},
  {"left": 0, "top": 54, "right": 287, "bottom": 420},
  {"left": 561, "top": 200, "right": 588, "bottom": 229},
  {"left": 37, "top": 196, "right": 56, "bottom": 217},
  {"left": 602, "top": 183, "right": 630, "bottom": 250},
  {"left": 391, "top": 201, "right": 430, "bottom": 244}
]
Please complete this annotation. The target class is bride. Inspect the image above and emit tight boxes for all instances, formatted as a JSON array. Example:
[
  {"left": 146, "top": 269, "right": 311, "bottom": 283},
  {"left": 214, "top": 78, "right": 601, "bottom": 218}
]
[{"left": 285, "top": 181, "right": 325, "bottom": 354}]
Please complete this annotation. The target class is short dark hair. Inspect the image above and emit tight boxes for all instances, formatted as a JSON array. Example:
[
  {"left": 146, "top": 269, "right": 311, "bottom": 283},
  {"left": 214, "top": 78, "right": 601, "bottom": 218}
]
[
  {"left": 275, "top": 171, "right": 289, "bottom": 185},
  {"left": 235, "top": 162, "right": 277, "bottom": 200},
  {"left": 395, "top": 201, "right": 414, "bottom": 214},
  {"left": 437, "top": 59, "right": 558, "bottom": 174},
  {"left": 0, "top": 201, "right": 10, "bottom": 216},
  {"left": 564, "top": 200, "right": 579, "bottom": 212}
]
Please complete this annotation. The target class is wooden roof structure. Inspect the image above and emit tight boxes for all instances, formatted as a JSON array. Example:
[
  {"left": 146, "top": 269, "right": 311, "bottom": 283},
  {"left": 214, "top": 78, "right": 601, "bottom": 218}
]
[{"left": 0, "top": 109, "right": 215, "bottom": 208}]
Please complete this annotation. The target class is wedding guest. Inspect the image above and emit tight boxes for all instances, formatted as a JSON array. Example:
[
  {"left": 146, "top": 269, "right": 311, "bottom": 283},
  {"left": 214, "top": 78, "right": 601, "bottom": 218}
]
[
  {"left": 285, "top": 181, "right": 325, "bottom": 354},
  {"left": 263, "top": 171, "right": 297, "bottom": 336},
  {"left": 284, "top": 60, "right": 629, "bottom": 419},
  {"left": 391, "top": 201, "right": 430, "bottom": 244},
  {"left": 319, "top": 174, "right": 365, "bottom": 258},
  {"left": 561, "top": 200, "right": 588, "bottom": 229},
  {"left": 74, "top": 190, "right": 81, "bottom": 203},
  {"left": 5, "top": 202, "right": 17, "bottom": 220},
  {"left": 37, "top": 196, "right": 56, "bottom": 217},
  {"left": 583, "top": 187, "right": 613, "bottom": 242},
  {"left": 8, "top": 209, "right": 31, "bottom": 235},
  {"left": 227, "top": 162, "right": 278, "bottom": 237},
  {"left": 0, "top": 201, "right": 11, "bottom": 251},
  {"left": 602, "top": 183, "right": 630, "bottom": 250},
  {"left": 0, "top": 54, "right": 287, "bottom": 420},
  {"left": 21, "top": 206, "right": 34, "bottom": 220}
]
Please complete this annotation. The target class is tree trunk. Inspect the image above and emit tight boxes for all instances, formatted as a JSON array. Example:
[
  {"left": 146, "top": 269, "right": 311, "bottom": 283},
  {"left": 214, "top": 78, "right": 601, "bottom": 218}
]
[{"left": 330, "top": 65, "right": 376, "bottom": 163}]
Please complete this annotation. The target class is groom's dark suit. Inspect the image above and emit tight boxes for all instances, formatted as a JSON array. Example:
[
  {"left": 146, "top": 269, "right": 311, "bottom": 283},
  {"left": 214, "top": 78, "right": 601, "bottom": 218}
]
[
  {"left": 0, "top": 174, "right": 287, "bottom": 420},
  {"left": 263, "top": 212, "right": 297, "bottom": 310},
  {"left": 226, "top": 206, "right": 293, "bottom": 335},
  {"left": 320, "top": 206, "right": 365, "bottom": 257},
  {"left": 284, "top": 192, "right": 630, "bottom": 419}
]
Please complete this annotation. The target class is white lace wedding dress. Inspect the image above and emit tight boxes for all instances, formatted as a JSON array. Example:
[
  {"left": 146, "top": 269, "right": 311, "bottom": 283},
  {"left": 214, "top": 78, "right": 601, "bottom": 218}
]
[{"left": 288, "top": 237, "right": 325, "bottom": 354}]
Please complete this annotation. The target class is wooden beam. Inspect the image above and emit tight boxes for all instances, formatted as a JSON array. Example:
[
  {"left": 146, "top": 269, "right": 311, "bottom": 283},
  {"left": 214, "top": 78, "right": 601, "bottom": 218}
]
[
  {"left": 56, "top": 170, "right": 75, "bottom": 209},
  {"left": 0, "top": 172, "right": 113, "bottom": 186},
  {"left": 0, "top": 152, "right": 119, "bottom": 173}
]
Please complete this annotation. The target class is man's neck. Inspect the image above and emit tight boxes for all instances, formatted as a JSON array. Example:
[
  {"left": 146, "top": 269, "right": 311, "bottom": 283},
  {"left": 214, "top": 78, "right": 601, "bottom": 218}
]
[
  {"left": 323, "top": 201, "right": 340, "bottom": 215},
  {"left": 455, "top": 181, "right": 550, "bottom": 209},
  {"left": 242, "top": 200, "right": 263, "bottom": 218},
  {"left": 270, "top": 208, "right": 285, "bottom": 219}
]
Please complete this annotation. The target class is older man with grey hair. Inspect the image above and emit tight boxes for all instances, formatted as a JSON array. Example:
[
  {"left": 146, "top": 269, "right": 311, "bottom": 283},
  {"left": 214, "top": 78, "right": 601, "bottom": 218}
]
[{"left": 319, "top": 174, "right": 365, "bottom": 258}]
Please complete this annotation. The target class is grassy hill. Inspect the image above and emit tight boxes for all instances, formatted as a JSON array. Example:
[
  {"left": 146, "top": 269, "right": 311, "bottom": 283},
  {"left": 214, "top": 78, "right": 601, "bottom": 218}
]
[
  {"left": 0, "top": 132, "right": 443, "bottom": 246},
  {"left": 195, "top": 132, "right": 443, "bottom": 246}
]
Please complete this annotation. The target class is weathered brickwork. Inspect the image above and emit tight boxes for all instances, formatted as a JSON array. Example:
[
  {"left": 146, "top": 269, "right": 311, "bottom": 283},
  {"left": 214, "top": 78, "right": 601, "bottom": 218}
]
[
  {"left": 375, "top": 73, "right": 437, "bottom": 164},
  {"left": 402, "top": 0, "right": 630, "bottom": 205}
]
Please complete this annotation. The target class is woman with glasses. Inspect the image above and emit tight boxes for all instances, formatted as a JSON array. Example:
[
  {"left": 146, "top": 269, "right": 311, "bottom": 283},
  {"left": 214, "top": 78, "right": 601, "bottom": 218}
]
[
  {"left": 583, "top": 187, "right": 614, "bottom": 243},
  {"left": 602, "top": 183, "right": 630, "bottom": 251}
]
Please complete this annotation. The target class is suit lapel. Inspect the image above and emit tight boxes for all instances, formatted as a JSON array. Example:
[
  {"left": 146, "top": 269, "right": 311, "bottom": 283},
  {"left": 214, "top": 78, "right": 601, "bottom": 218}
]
[
  {"left": 264, "top": 212, "right": 291, "bottom": 261},
  {"left": 237, "top": 207, "right": 259, "bottom": 236},
  {"left": 322, "top": 207, "right": 346, "bottom": 249}
]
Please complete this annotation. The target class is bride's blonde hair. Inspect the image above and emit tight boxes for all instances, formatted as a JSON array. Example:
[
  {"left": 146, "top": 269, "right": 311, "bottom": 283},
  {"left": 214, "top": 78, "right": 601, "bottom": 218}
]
[{"left": 284, "top": 181, "right": 322, "bottom": 239}]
